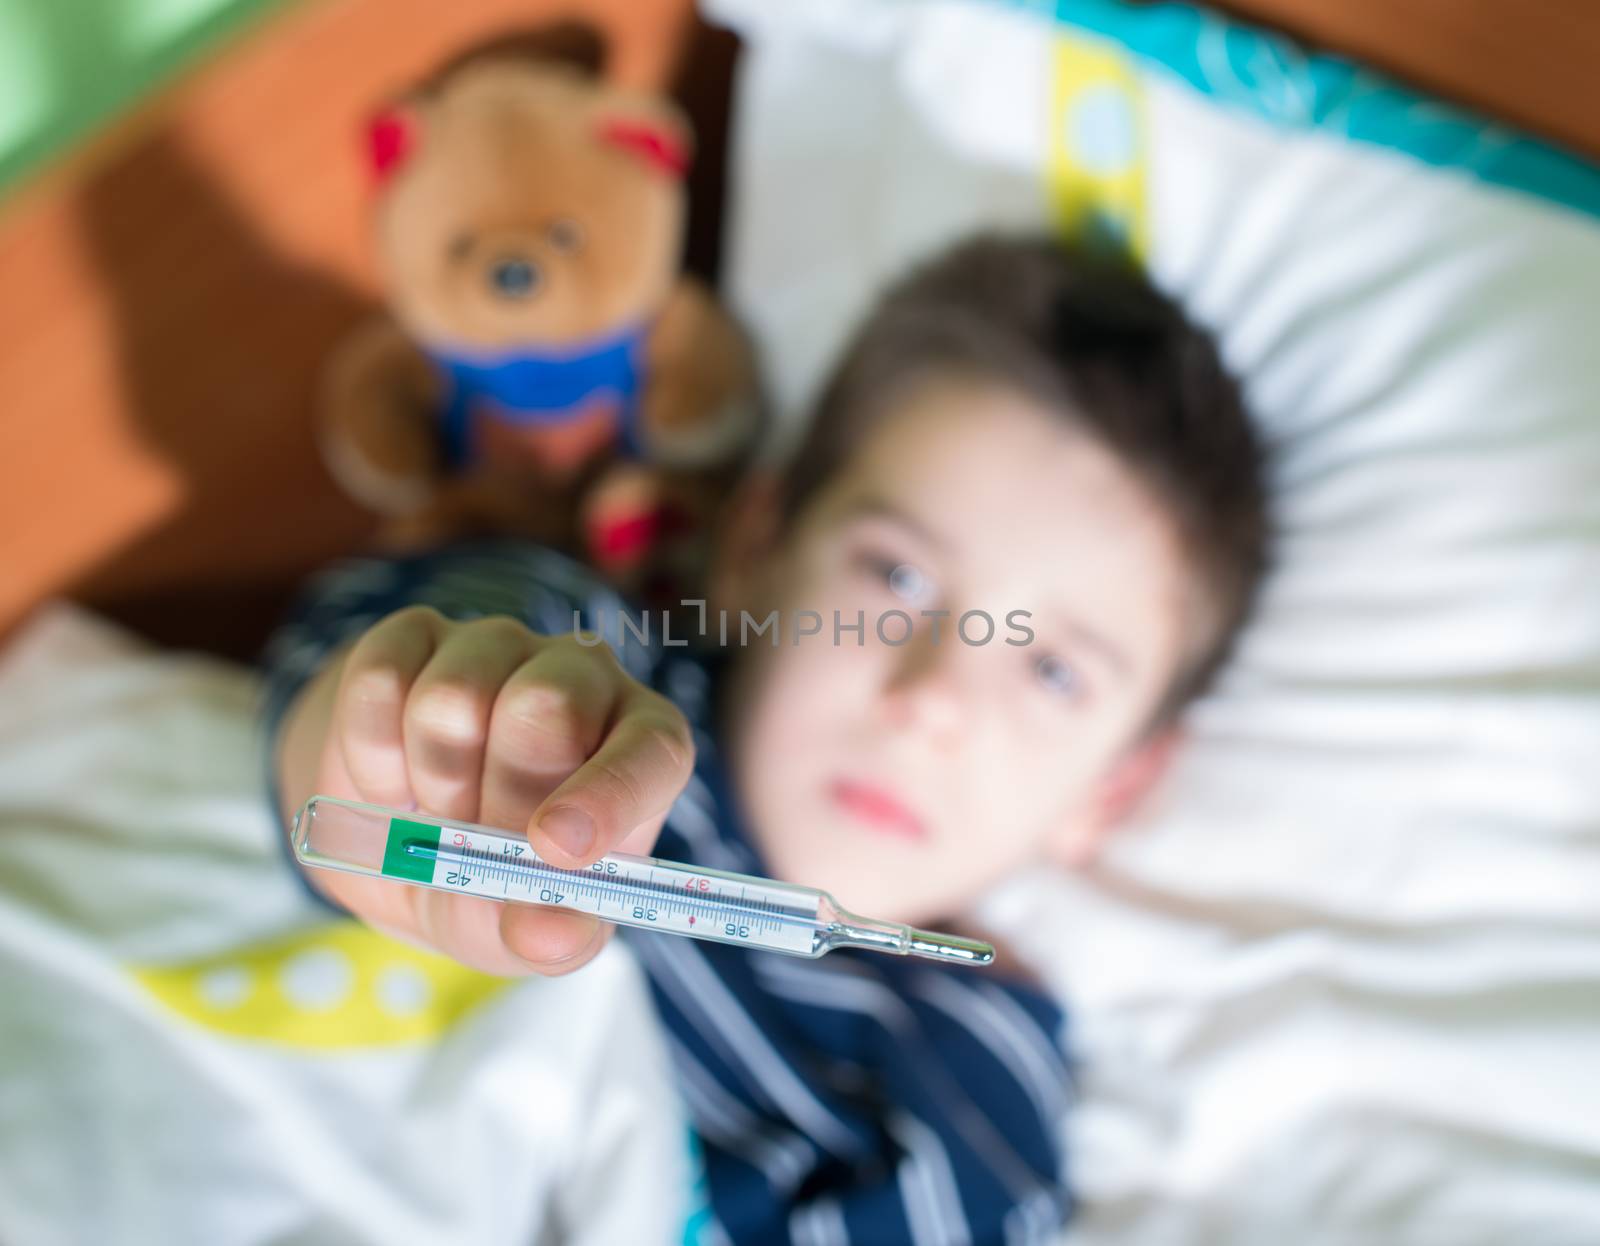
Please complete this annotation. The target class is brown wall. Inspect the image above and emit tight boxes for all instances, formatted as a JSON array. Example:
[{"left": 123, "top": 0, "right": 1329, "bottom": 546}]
[{"left": 1222, "top": 0, "right": 1600, "bottom": 162}]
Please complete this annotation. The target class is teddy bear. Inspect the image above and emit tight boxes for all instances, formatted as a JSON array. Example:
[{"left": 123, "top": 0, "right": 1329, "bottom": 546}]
[{"left": 318, "top": 24, "right": 761, "bottom": 596}]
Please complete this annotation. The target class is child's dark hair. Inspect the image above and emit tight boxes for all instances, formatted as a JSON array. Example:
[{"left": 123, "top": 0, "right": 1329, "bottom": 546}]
[{"left": 774, "top": 233, "right": 1270, "bottom": 727}]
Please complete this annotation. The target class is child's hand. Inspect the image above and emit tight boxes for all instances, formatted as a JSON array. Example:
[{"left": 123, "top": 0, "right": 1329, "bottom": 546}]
[{"left": 278, "top": 606, "right": 695, "bottom": 977}]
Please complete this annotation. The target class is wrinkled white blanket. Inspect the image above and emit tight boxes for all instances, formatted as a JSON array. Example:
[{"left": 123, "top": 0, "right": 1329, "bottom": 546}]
[{"left": 0, "top": 604, "right": 691, "bottom": 1246}]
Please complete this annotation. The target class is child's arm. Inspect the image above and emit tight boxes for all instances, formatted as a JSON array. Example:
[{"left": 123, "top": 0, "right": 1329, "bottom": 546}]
[{"left": 274, "top": 604, "right": 695, "bottom": 976}]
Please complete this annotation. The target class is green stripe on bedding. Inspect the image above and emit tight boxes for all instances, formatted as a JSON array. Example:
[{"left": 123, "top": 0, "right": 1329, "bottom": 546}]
[
  {"left": 0, "top": 0, "right": 294, "bottom": 198},
  {"left": 1004, "top": 0, "right": 1600, "bottom": 221}
]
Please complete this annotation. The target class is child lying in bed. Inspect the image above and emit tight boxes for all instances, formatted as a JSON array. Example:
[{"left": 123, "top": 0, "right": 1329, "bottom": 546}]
[{"left": 265, "top": 232, "right": 1268, "bottom": 1245}]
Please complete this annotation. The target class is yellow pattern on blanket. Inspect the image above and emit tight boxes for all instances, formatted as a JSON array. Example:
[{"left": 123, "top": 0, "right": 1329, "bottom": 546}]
[
  {"left": 1049, "top": 32, "right": 1148, "bottom": 257},
  {"left": 133, "top": 919, "right": 514, "bottom": 1048}
]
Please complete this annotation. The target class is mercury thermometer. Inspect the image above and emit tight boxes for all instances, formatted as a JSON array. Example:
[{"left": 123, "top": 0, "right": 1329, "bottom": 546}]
[{"left": 293, "top": 796, "right": 994, "bottom": 966}]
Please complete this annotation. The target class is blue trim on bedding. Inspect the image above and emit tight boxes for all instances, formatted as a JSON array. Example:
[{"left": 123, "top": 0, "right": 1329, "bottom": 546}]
[
  {"left": 1005, "top": 0, "right": 1600, "bottom": 220},
  {"left": 679, "top": 1126, "right": 716, "bottom": 1246}
]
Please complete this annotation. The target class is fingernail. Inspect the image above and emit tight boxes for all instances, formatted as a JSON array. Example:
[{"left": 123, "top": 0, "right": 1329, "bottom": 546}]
[
  {"left": 537, "top": 805, "right": 595, "bottom": 859},
  {"left": 515, "top": 922, "right": 608, "bottom": 976},
  {"left": 550, "top": 918, "right": 607, "bottom": 969}
]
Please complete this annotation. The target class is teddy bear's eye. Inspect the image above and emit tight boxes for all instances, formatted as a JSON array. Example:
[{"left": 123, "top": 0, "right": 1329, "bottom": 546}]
[
  {"left": 488, "top": 256, "right": 539, "bottom": 299},
  {"left": 547, "top": 218, "right": 583, "bottom": 252}
]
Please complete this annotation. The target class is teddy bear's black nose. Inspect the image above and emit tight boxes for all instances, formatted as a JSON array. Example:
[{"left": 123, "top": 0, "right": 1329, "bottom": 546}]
[{"left": 489, "top": 256, "right": 540, "bottom": 299}]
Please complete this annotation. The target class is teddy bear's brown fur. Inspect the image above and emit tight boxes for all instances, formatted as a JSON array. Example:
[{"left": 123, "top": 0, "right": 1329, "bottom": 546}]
[{"left": 319, "top": 24, "right": 760, "bottom": 594}]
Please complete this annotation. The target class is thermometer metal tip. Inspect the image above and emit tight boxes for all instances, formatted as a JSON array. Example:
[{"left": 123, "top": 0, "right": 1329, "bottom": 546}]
[{"left": 908, "top": 929, "right": 996, "bottom": 966}]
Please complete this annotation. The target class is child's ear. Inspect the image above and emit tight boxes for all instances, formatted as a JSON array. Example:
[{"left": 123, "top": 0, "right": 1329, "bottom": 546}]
[
  {"left": 707, "top": 469, "right": 784, "bottom": 616},
  {"left": 1048, "top": 728, "right": 1181, "bottom": 867}
]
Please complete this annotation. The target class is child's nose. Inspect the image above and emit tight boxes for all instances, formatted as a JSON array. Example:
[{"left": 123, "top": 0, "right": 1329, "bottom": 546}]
[{"left": 878, "top": 624, "right": 968, "bottom": 742}]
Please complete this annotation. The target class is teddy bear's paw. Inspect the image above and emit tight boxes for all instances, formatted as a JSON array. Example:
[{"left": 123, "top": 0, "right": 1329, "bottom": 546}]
[
  {"left": 639, "top": 390, "right": 763, "bottom": 470},
  {"left": 318, "top": 317, "right": 445, "bottom": 515}
]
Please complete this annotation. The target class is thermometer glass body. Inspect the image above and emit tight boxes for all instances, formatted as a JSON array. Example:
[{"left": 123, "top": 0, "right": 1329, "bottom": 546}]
[{"left": 292, "top": 796, "right": 994, "bottom": 966}]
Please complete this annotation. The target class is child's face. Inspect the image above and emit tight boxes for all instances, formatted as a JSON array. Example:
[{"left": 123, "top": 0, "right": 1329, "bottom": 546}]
[{"left": 718, "top": 375, "right": 1190, "bottom": 926}]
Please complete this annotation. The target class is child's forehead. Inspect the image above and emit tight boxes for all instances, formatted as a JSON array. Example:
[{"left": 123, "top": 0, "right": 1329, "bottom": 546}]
[
  {"left": 835, "top": 376, "right": 1136, "bottom": 511},
  {"left": 810, "top": 377, "right": 1188, "bottom": 607}
]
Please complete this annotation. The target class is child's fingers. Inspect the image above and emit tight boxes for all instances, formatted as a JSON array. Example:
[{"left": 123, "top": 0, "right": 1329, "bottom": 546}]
[
  {"left": 408, "top": 884, "right": 602, "bottom": 978},
  {"left": 401, "top": 616, "right": 537, "bottom": 823},
  {"left": 527, "top": 680, "right": 695, "bottom": 868},
  {"left": 334, "top": 606, "right": 447, "bottom": 808},
  {"left": 478, "top": 636, "right": 617, "bottom": 836},
  {"left": 498, "top": 904, "right": 611, "bottom": 977},
  {"left": 323, "top": 615, "right": 626, "bottom": 978},
  {"left": 314, "top": 852, "right": 606, "bottom": 978}
]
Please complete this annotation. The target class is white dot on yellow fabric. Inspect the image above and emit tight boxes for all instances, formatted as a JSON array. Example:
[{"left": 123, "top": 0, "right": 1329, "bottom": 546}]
[
  {"left": 1066, "top": 84, "right": 1136, "bottom": 175},
  {"left": 198, "top": 966, "right": 252, "bottom": 1011},
  {"left": 132, "top": 921, "right": 514, "bottom": 1049},
  {"left": 281, "top": 948, "right": 354, "bottom": 1012},
  {"left": 376, "top": 964, "right": 432, "bottom": 1017}
]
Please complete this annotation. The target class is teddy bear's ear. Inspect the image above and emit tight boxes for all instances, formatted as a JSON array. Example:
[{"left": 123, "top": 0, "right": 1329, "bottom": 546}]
[
  {"left": 365, "top": 104, "right": 422, "bottom": 184},
  {"left": 596, "top": 108, "right": 692, "bottom": 178}
]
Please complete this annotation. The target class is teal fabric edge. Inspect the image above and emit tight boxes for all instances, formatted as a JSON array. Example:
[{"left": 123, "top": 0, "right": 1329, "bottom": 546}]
[
  {"left": 679, "top": 1123, "right": 717, "bottom": 1246},
  {"left": 1002, "top": 0, "right": 1600, "bottom": 221}
]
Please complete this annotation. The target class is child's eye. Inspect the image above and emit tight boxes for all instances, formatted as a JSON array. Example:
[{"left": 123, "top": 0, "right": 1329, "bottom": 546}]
[
  {"left": 886, "top": 560, "right": 930, "bottom": 605},
  {"left": 1033, "top": 652, "right": 1082, "bottom": 698},
  {"left": 853, "top": 550, "right": 933, "bottom": 605}
]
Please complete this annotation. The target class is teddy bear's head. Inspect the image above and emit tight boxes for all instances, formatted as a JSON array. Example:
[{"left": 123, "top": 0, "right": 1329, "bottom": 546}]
[{"left": 368, "top": 31, "right": 691, "bottom": 353}]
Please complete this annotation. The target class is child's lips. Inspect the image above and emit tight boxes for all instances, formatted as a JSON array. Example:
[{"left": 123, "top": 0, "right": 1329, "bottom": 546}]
[{"left": 829, "top": 778, "right": 928, "bottom": 843}]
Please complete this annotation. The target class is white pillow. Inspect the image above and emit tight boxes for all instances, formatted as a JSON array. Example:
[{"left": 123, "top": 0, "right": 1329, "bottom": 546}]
[{"left": 706, "top": 1, "right": 1600, "bottom": 1241}]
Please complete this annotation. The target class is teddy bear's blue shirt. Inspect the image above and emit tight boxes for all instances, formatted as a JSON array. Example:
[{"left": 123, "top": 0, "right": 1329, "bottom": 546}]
[{"left": 425, "top": 323, "right": 649, "bottom": 467}]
